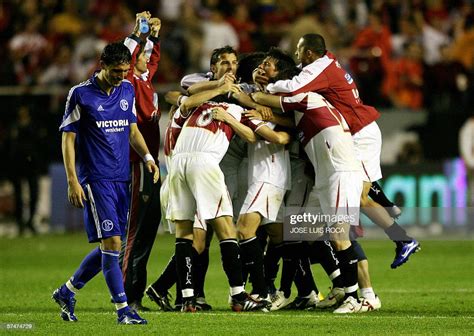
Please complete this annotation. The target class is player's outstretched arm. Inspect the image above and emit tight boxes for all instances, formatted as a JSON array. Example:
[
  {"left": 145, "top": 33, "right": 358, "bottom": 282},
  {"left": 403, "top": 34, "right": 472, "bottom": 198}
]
[
  {"left": 251, "top": 91, "right": 281, "bottom": 108},
  {"left": 180, "top": 82, "right": 241, "bottom": 116},
  {"left": 165, "top": 91, "right": 183, "bottom": 106},
  {"left": 146, "top": 17, "right": 162, "bottom": 78},
  {"left": 212, "top": 107, "right": 257, "bottom": 144},
  {"left": 256, "top": 125, "right": 291, "bottom": 145},
  {"left": 187, "top": 72, "right": 236, "bottom": 95},
  {"left": 129, "top": 123, "right": 160, "bottom": 183},
  {"left": 231, "top": 91, "right": 274, "bottom": 121},
  {"left": 244, "top": 109, "right": 295, "bottom": 129},
  {"left": 62, "top": 132, "right": 86, "bottom": 208}
]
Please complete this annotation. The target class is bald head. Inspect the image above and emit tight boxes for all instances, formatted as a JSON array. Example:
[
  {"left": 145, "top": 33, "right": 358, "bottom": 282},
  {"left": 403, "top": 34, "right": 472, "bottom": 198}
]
[{"left": 295, "top": 34, "right": 326, "bottom": 66}]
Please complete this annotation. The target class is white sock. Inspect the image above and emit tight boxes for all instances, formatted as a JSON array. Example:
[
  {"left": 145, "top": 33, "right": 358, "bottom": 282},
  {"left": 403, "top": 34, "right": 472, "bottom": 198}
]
[
  {"left": 115, "top": 302, "right": 128, "bottom": 310},
  {"left": 65, "top": 280, "right": 78, "bottom": 294},
  {"left": 230, "top": 286, "right": 245, "bottom": 296},
  {"left": 360, "top": 287, "right": 376, "bottom": 300},
  {"left": 182, "top": 288, "right": 194, "bottom": 299}
]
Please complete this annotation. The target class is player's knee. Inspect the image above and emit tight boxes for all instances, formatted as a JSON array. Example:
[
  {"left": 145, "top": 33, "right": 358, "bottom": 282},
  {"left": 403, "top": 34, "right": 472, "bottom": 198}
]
[
  {"left": 193, "top": 241, "right": 206, "bottom": 254},
  {"left": 101, "top": 236, "right": 121, "bottom": 251},
  {"left": 360, "top": 190, "right": 371, "bottom": 206},
  {"left": 193, "top": 230, "right": 207, "bottom": 254},
  {"left": 360, "top": 182, "right": 372, "bottom": 206},
  {"left": 331, "top": 239, "right": 351, "bottom": 251},
  {"left": 237, "top": 223, "right": 253, "bottom": 240},
  {"left": 265, "top": 223, "right": 283, "bottom": 244}
]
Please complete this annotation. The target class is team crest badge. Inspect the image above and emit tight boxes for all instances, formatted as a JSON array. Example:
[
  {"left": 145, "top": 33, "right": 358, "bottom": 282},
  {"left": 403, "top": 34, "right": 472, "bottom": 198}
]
[
  {"left": 120, "top": 99, "right": 129, "bottom": 111},
  {"left": 197, "top": 109, "right": 213, "bottom": 127},
  {"left": 101, "top": 219, "right": 114, "bottom": 232},
  {"left": 142, "top": 195, "right": 149, "bottom": 203}
]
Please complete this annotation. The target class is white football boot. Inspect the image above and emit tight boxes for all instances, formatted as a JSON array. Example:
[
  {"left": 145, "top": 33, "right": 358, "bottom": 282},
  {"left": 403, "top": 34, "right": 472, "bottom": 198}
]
[
  {"left": 359, "top": 295, "right": 381, "bottom": 312},
  {"left": 333, "top": 296, "right": 362, "bottom": 314},
  {"left": 270, "top": 290, "right": 291, "bottom": 311},
  {"left": 315, "top": 287, "right": 345, "bottom": 309}
]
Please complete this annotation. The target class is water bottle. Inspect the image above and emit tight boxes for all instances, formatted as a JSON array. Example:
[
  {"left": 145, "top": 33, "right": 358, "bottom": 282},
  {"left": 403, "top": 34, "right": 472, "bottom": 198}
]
[{"left": 139, "top": 17, "right": 149, "bottom": 34}]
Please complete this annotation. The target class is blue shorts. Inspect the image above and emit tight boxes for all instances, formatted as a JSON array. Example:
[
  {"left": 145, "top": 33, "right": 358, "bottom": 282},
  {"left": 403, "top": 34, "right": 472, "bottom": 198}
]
[{"left": 82, "top": 181, "right": 130, "bottom": 243}]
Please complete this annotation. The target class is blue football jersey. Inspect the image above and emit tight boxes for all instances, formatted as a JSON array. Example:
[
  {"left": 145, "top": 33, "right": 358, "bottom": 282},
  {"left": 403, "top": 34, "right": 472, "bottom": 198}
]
[{"left": 59, "top": 74, "right": 137, "bottom": 183}]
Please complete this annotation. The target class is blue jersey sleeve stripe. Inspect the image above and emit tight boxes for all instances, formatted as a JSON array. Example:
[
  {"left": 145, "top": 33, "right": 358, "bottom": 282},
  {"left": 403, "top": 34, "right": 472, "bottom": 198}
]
[
  {"left": 132, "top": 97, "right": 137, "bottom": 117},
  {"left": 59, "top": 81, "right": 90, "bottom": 131},
  {"left": 59, "top": 104, "right": 81, "bottom": 130}
]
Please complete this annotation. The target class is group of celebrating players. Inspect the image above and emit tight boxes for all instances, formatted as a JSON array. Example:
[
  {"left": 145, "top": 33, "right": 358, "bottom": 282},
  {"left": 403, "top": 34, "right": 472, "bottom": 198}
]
[
  {"left": 52, "top": 12, "right": 420, "bottom": 325},
  {"left": 149, "top": 34, "right": 422, "bottom": 314}
]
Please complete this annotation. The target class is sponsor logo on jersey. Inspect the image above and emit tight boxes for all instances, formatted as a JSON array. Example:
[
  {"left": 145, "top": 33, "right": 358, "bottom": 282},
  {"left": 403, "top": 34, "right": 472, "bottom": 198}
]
[
  {"left": 101, "top": 219, "right": 114, "bottom": 232},
  {"left": 97, "top": 105, "right": 105, "bottom": 111},
  {"left": 120, "top": 99, "right": 129, "bottom": 111},
  {"left": 95, "top": 119, "right": 129, "bottom": 128},
  {"left": 344, "top": 72, "right": 353, "bottom": 84}
]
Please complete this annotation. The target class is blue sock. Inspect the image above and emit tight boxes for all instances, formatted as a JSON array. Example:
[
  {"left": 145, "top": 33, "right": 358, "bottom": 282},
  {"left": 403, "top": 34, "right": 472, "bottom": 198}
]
[
  {"left": 117, "top": 306, "right": 130, "bottom": 317},
  {"left": 59, "top": 284, "right": 75, "bottom": 298},
  {"left": 69, "top": 247, "right": 102, "bottom": 290},
  {"left": 101, "top": 249, "right": 128, "bottom": 312}
]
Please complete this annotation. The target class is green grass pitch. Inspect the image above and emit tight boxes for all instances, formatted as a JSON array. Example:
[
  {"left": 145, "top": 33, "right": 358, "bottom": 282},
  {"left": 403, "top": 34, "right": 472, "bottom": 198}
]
[{"left": 1, "top": 233, "right": 473, "bottom": 335}]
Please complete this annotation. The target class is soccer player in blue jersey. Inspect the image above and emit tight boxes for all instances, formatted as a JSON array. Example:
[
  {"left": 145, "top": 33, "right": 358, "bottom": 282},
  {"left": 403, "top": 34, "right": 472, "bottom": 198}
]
[{"left": 52, "top": 42, "right": 159, "bottom": 325}]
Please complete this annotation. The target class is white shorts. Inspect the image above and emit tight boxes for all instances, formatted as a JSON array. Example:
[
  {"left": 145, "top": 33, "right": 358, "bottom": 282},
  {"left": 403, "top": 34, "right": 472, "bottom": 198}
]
[
  {"left": 163, "top": 170, "right": 208, "bottom": 232},
  {"left": 167, "top": 153, "right": 233, "bottom": 221},
  {"left": 352, "top": 121, "right": 382, "bottom": 182},
  {"left": 240, "top": 182, "right": 285, "bottom": 222},
  {"left": 306, "top": 171, "right": 362, "bottom": 226},
  {"left": 193, "top": 216, "right": 207, "bottom": 231},
  {"left": 160, "top": 176, "right": 175, "bottom": 233}
]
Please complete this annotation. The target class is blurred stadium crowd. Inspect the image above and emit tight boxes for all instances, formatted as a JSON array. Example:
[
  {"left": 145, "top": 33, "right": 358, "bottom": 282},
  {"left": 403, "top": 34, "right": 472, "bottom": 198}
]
[
  {"left": 2, "top": 0, "right": 474, "bottom": 109},
  {"left": 1, "top": 0, "right": 474, "bottom": 171}
]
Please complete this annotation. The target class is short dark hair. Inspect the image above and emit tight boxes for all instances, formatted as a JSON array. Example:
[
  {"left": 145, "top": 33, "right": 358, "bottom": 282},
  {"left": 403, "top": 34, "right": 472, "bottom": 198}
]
[
  {"left": 100, "top": 42, "right": 132, "bottom": 66},
  {"left": 236, "top": 52, "right": 266, "bottom": 83},
  {"left": 266, "top": 47, "right": 300, "bottom": 82},
  {"left": 210, "top": 45, "right": 237, "bottom": 67},
  {"left": 266, "top": 47, "right": 296, "bottom": 71},
  {"left": 301, "top": 34, "right": 326, "bottom": 56},
  {"left": 273, "top": 66, "right": 301, "bottom": 82}
]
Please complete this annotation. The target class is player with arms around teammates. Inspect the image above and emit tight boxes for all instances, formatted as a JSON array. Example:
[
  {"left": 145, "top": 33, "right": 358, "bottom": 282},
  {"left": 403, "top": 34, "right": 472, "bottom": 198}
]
[
  {"left": 52, "top": 42, "right": 159, "bottom": 325},
  {"left": 255, "top": 33, "right": 420, "bottom": 269}
]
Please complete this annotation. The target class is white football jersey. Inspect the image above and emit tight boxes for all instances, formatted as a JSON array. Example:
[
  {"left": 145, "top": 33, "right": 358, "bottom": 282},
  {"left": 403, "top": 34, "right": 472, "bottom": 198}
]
[
  {"left": 247, "top": 122, "right": 291, "bottom": 190},
  {"left": 173, "top": 101, "right": 263, "bottom": 162}
]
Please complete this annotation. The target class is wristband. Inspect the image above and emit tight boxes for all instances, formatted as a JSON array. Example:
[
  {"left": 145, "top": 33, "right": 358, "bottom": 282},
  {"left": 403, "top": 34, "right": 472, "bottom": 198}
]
[{"left": 144, "top": 153, "right": 155, "bottom": 164}]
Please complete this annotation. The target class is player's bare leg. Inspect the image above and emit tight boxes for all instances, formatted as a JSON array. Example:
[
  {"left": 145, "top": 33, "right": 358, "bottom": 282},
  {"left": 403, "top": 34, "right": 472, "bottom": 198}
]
[
  {"left": 265, "top": 222, "right": 283, "bottom": 245},
  {"left": 360, "top": 181, "right": 420, "bottom": 268},
  {"left": 357, "top": 259, "right": 381, "bottom": 311}
]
